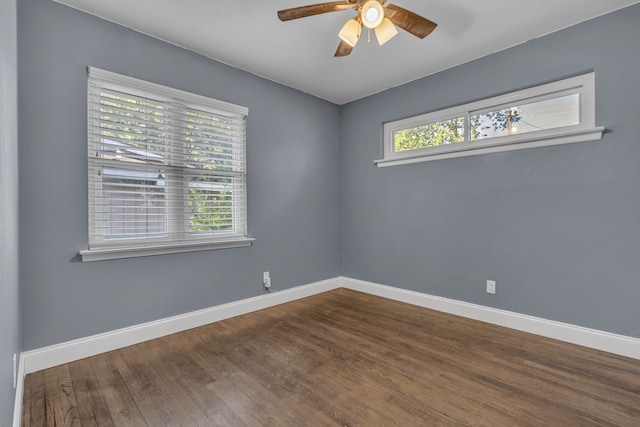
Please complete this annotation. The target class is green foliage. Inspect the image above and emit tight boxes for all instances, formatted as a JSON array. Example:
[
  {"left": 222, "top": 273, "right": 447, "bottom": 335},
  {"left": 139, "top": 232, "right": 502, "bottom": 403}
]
[
  {"left": 393, "top": 108, "right": 522, "bottom": 151},
  {"left": 393, "top": 117, "right": 465, "bottom": 152},
  {"left": 185, "top": 109, "right": 234, "bottom": 172},
  {"left": 99, "top": 93, "right": 238, "bottom": 234},
  {"left": 188, "top": 178, "right": 233, "bottom": 233},
  {"left": 471, "top": 108, "right": 522, "bottom": 140},
  {"left": 99, "top": 92, "right": 165, "bottom": 148}
]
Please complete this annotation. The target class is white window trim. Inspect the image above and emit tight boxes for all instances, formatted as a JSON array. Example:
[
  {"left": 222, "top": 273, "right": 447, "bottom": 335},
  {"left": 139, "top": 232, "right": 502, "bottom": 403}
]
[
  {"left": 86, "top": 67, "right": 249, "bottom": 116},
  {"left": 80, "top": 67, "right": 252, "bottom": 262},
  {"left": 376, "top": 73, "right": 604, "bottom": 167},
  {"left": 79, "top": 237, "right": 255, "bottom": 262}
]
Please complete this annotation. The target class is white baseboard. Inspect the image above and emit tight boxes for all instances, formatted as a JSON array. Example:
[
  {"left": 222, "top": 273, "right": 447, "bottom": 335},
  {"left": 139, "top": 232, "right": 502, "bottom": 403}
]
[
  {"left": 13, "top": 276, "right": 639, "bottom": 426},
  {"left": 12, "top": 353, "right": 25, "bottom": 427},
  {"left": 12, "top": 275, "right": 640, "bottom": 426},
  {"left": 21, "top": 277, "right": 341, "bottom": 374},
  {"left": 339, "top": 276, "right": 640, "bottom": 360},
  {"left": 19, "top": 274, "right": 640, "bottom": 388}
]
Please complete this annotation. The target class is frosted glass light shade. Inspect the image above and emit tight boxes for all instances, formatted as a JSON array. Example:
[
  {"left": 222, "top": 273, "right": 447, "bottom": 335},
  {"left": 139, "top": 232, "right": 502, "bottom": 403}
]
[
  {"left": 339, "top": 19, "right": 360, "bottom": 47},
  {"left": 375, "top": 18, "right": 398, "bottom": 45},
  {"left": 360, "top": 0, "right": 384, "bottom": 29}
]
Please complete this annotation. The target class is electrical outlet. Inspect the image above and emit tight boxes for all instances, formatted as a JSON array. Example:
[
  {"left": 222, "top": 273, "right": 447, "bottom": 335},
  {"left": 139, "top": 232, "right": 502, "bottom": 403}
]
[
  {"left": 486, "top": 280, "right": 496, "bottom": 294},
  {"left": 13, "top": 353, "right": 17, "bottom": 389},
  {"left": 263, "top": 271, "right": 271, "bottom": 289}
]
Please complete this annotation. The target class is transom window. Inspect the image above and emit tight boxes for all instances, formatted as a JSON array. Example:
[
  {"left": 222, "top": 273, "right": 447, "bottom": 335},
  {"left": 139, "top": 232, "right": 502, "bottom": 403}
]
[
  {"left": 81, "top": 67, "right": 252, "bottom": 262},
  {"left": 377, "top": 73, "right": 603, "bottom": 166}
]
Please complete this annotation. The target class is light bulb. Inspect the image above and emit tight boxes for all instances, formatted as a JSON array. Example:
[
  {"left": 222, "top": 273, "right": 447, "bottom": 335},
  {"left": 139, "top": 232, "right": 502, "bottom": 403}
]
[
  {"left": 360, "top": 0, "right": 384, "bottom": 29},
  {"left": 365, "top": 8, "right": 379, "bottom": 23}
]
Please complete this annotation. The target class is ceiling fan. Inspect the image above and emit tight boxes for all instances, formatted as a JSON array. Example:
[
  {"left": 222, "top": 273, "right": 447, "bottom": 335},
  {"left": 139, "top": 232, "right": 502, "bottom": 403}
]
[{"left": 277, "top": 0, "right": 437, "bottom": 57}]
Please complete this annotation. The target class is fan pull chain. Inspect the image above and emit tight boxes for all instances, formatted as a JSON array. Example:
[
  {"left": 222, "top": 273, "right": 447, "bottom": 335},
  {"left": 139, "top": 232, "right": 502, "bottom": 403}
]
[{"left": 368, "top": 28, "right": 371, "bottom": 43}]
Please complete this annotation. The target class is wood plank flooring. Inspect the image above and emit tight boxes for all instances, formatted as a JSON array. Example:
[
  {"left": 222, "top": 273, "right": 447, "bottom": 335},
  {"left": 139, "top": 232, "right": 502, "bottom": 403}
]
[{"left": 22, "top": 288, "right": 640, "bottom": 426}]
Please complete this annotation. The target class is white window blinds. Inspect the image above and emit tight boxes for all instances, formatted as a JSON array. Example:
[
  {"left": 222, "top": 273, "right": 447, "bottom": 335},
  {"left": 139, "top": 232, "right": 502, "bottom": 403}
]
[{"left": 86, "top": 67, "right": 249, "bottom": 255}]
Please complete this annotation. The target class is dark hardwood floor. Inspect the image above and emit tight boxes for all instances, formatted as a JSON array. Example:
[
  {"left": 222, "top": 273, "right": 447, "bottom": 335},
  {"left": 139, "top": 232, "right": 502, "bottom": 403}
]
[{"left": 22, "top": 288, "right": 640, "bottom": 426}]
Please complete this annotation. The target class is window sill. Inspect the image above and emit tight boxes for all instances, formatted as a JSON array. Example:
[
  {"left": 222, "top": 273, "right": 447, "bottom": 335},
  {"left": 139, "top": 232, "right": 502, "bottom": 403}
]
[
  {"left": 375, "top": 127, "right": 605, "bottom": 167},
  {"left": 79, "top": 237, "right": 255, "bottom": 262}
]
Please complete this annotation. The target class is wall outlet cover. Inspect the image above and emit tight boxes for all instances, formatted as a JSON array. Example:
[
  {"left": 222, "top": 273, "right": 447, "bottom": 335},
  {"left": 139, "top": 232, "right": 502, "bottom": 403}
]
[{"left": 487, "top": 280, "right": 496, "bottom": 294}]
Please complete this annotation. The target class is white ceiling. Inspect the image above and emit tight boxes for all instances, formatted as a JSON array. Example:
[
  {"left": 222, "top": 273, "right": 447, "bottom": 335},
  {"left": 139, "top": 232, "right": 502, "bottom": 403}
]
[{"left": 54, "top": 0, "right": 640, "bottom": 104}]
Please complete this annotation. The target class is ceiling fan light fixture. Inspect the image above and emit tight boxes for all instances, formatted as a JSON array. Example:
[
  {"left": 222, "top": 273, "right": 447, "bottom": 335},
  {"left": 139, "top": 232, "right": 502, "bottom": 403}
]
[
  {"left": 360, "top": 0, "right": 384, "bottom": 29},
  {"left": 375, "top": 17, "right": 398, "bottom": 45},
  {"left": 277, "top": 1, "right": 438, "bottom": 57},
  {"left": 338, "top": 18, "right": 361, "bottom": 47}
]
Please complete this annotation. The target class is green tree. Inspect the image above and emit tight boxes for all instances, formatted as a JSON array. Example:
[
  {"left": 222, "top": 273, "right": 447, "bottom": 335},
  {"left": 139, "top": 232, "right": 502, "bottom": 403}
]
[
  {"left": 471, "top": 108, "right": 522, "bottom": 140},
  {"left": 393, "top": 117, "right": 465, "bottom": 152},
  {"left": 188, "top": 178, "right": 233, "bottom": 233},
  {"left": 393, "top": 108, "right": 522, "bottom": 151},
  {"left": 186, "top": 109, "right": 235, "bottom": 233}
]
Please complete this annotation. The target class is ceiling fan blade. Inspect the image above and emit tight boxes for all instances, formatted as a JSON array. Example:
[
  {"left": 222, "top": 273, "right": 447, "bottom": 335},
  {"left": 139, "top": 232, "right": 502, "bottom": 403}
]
[
  {"left": 278, "top": 1, "right": 356, "bottom": 22},
  {"left": 385, "top": 4, "right": 437, "bottom": 39},
  {"left": 334, "top": 40, "right": 354, "bottom": 57}
]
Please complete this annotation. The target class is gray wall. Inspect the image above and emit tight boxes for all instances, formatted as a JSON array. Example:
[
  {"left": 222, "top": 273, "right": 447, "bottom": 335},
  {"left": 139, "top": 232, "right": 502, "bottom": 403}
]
[
  {"left": 17, "top": 0, "right": 640, "bottom": 358},
  {"left": 0, "top": 0, "right": 20, "bottom": 423},
  {"left": 19, "top": 0, "right": 341, "bottom": 350},
  {"left": 340, "top": 4, "right": 640, "bottom": 338}
]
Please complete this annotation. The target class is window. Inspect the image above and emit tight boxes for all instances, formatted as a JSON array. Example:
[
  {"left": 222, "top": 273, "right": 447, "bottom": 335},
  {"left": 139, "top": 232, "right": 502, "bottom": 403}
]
[
  {"left": 80, "top": 67, "right": 252, "bottom": 262},
  {"left": 377, "top": 73, "right": 604, "bottom": 166}
]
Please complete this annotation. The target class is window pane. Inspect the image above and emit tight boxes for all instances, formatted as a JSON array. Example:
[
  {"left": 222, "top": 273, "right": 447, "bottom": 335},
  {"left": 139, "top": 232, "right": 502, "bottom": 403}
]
[
  {"left": 186, "top": 109, "right": 237, "bottom": 172},
  {"left": 88, "top": 68, "right": 248, "bottom": 251},
  {"left": 471, "top": 94, "right": 579, "bottom": 141},
  {"left": 101, "top": 167, "right": 167, "bottom": 239},
  {"left": 98, "top": 90, "right": 167, "bottom": 165},
  {"left": 393, "top": 117, "right": 465, "bottom": 152},
  {"left": 188, "top": 177, "right": 234, "bottom": 234}
]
